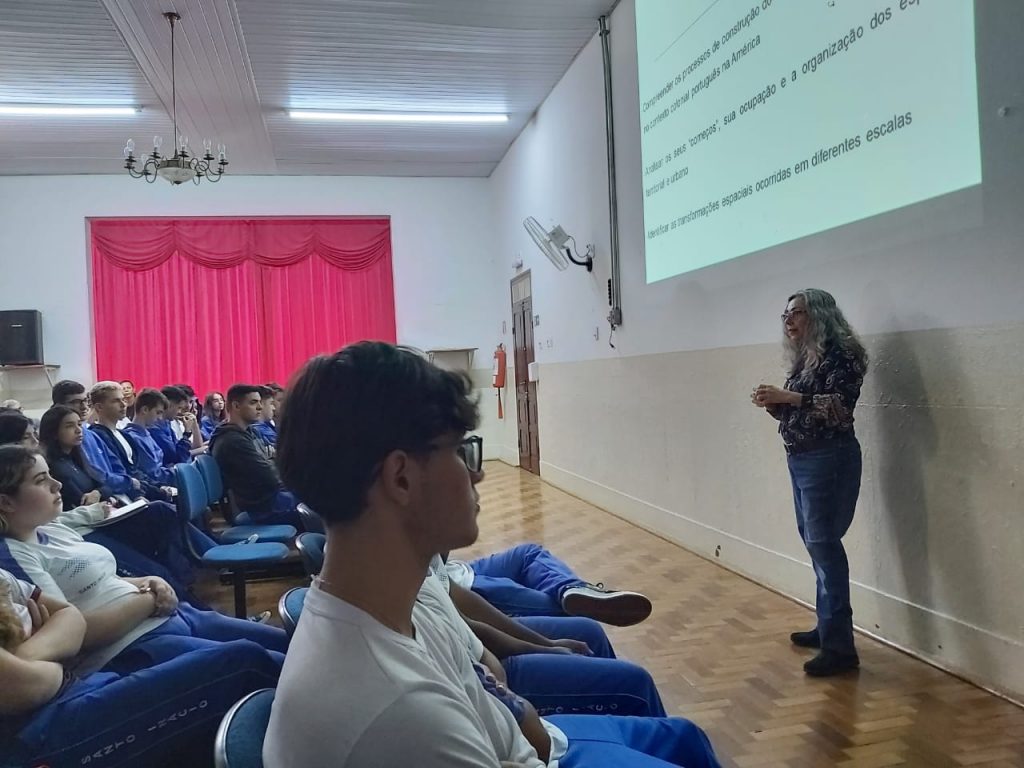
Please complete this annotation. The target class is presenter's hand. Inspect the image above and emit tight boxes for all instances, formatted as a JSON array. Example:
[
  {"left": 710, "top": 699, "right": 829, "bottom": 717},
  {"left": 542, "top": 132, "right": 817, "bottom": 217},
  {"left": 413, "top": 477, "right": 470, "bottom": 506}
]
[{"left": 753, "top": 384, "right": 798, "bottom": 407}]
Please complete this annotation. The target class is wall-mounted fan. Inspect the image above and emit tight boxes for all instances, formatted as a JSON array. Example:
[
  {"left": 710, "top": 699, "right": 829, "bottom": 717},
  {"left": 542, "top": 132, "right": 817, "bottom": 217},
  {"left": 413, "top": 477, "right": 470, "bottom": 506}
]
[{"left": 523, "top": 217, "right": 594, "bottom": 272}]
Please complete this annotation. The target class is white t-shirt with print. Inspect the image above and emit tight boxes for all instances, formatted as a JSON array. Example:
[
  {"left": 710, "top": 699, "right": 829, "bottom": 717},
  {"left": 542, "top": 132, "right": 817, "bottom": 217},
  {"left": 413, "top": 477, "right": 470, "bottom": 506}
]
[{"left": 2, "top": 523, "right": 168, "bottom": 674}]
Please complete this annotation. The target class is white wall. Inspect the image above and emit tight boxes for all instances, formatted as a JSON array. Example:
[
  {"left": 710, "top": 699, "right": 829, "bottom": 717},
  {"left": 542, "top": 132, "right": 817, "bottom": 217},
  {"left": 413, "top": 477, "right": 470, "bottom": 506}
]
[
  {"left": 0, "top": 175, "right": 508, "bottom": 451},
  {"left": 489, "top": 0, "right": 1024, "bottom": 698}
]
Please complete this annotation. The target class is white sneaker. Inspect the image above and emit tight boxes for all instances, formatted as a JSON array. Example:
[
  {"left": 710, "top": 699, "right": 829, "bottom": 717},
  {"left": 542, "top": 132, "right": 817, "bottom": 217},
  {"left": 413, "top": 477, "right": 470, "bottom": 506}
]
[{"left": 560, "top": 583, "right": 652, "bottom": 627}]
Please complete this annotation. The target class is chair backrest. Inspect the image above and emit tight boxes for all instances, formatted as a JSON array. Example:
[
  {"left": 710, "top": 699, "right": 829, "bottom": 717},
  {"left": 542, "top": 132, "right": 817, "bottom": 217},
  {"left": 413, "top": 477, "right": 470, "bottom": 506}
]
[
  {"left": 214, "top": 687, "right": 276, "bottom": 768},
  {"left": 278, "top": 586, "right": 308, "bottom": 638},
  {"left": 175, "top": 462, "right": 209, "bottom": 526},
  {"left": 295, "top": 532, "right": 326, "bottom": 577},
  {"left": 296, "top": 503, "right": 325, "bottom": 534},
  {"left": 196, "top": 453, "right": 224, "bottom": 506}
]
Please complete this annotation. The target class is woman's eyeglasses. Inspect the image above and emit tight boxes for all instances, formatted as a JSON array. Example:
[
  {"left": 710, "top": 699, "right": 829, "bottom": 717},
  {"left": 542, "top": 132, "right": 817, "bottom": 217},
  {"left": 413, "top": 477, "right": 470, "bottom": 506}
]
[{"left": 781, "top": 309, "right": 807, "bottom": 322}]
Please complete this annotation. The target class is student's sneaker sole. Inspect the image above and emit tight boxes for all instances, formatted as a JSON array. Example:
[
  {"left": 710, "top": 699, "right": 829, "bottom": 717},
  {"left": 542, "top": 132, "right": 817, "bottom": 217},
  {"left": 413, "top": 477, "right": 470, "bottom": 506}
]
[{"left": 561, "top": 587, "right": 653, "bottom": 627}]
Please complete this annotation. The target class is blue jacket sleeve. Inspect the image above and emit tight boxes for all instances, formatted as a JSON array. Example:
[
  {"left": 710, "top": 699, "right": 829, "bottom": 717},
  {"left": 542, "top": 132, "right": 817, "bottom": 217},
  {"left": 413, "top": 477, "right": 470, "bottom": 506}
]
[
  {"left": 148, "top": 421, "right": 191, "bottom": 466},
  {"left": 200, "top": 416, "right": 217, "bottom": 441},
  {"left": 82, "top": 428, "right": 135, "bottom": 497},
  {"left": 122, "top": 427, "right": 176, "bottom": 486}
]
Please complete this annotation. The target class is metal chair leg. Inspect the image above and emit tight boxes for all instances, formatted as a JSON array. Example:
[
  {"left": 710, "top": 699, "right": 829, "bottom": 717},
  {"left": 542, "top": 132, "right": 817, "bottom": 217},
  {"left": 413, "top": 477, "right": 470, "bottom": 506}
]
[{"left": 232, "top": 569, "right": 247, "bottom": 618}]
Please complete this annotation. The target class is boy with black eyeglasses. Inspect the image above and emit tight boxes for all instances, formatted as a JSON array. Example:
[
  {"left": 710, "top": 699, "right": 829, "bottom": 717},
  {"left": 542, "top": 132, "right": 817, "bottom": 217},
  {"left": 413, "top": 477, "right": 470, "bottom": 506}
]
[{"left": 264, "top": 342, "right": 720, "bottom": 768}]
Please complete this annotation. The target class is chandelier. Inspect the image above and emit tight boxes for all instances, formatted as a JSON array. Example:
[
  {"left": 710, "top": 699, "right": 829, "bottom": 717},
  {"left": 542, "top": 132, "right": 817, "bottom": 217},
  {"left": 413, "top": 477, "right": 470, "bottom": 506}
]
[{"left": 123, "top": 12, "right": 228, "bottom": 185}]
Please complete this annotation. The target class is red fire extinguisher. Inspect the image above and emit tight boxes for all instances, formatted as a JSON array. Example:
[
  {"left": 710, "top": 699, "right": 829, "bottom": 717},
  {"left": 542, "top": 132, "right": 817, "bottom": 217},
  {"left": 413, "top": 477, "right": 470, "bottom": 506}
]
[{"left": 493, "top": 344, "right": 507, "bottom": 419}]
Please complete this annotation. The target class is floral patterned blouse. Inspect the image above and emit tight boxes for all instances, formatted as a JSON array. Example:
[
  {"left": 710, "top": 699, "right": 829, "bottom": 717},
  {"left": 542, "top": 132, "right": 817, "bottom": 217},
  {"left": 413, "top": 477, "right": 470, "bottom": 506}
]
[{"left": 771, "top": 343, "right": 866, "bottom": 450}]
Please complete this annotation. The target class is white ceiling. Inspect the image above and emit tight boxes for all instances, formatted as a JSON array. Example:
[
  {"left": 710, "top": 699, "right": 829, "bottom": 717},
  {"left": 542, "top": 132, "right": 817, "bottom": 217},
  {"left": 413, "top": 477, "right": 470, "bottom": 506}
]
[{"left": 0, "top": 0, "right": 617, "bottom": 177}]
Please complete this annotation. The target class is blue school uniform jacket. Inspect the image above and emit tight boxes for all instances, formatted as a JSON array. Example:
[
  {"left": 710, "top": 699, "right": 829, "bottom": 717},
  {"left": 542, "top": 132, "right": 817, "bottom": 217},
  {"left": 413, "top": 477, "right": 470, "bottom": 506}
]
[
  {"left": 80, "top": 427, "right": 136, "bottom": 497},
  {"left": 147, "top": 419, "right": 192, "bottom": 466},
  {"left": 88, "top": 424, "right": 168, "bottom": 502},
  {"left": 122, "top": 423, "right": 177, "bottom": 485}
]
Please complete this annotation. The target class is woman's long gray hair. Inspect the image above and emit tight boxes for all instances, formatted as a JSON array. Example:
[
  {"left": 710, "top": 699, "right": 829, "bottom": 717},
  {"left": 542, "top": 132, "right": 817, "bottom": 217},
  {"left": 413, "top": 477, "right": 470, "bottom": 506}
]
[{"left": 785, "top": 289, "right": 867, "bottom": 379}]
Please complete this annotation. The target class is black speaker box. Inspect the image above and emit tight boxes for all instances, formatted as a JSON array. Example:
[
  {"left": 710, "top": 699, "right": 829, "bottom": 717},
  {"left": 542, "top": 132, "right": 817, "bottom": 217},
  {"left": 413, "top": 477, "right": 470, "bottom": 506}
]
[{"left": 0, "top": 310, "right": 44, "bottom": 365}]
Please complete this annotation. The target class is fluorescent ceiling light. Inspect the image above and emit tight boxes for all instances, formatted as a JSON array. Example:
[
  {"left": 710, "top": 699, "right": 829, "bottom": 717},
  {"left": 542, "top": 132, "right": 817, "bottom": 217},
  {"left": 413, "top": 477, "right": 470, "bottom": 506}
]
[
  {"left": 0, "top": 105, "right": 140, "bottom": 117},
  {"left": 289, "top": 110, "right": 508, "bottom": 124}
]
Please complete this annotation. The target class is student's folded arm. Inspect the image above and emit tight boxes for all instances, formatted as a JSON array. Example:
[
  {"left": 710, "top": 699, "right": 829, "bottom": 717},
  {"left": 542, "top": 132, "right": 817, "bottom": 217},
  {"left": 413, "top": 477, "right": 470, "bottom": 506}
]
[
  {"left": 0, "top": 649, "right": 65, "bottom": 715},
  {"left": 15, "top": 596, "right": 86, "bottom": 663}
]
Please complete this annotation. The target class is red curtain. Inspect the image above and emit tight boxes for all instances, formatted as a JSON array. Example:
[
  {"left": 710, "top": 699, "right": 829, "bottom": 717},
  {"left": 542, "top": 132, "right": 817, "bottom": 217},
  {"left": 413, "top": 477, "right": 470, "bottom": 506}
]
[{"left": 90, "top": 218, "right": 396, "bottom": 395}]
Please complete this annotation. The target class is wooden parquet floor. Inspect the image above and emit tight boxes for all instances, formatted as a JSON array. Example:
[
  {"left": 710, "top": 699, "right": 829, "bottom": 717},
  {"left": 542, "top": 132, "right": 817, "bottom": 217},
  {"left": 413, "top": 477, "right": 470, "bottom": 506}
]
[{"left": 198, "top": 462, "right": 1024, "bottom": 767}]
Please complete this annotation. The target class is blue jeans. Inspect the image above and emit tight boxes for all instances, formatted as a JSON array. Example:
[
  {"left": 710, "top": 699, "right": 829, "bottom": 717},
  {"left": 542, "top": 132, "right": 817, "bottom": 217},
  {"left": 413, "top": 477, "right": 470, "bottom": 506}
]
[
  {"left": 248, "top": 489, "right": 303, "bottom": 528},
  {"left": 2, "top": 639, "right": 281, "bottom": 768},
  {"left": 788, "top": 435, "right": 862, "bottom": 655},
  {"left": 549, "top": 715, "right": 722, "bottom": 768},
  {"left": 503, "top": 617, "right": 665, "bottom": 717},
  {"left": 104, "top": 603, "right": 289, "bottom": 674},
  {"left": 469, "top": 544, "right": 585, "bottom": 616}
]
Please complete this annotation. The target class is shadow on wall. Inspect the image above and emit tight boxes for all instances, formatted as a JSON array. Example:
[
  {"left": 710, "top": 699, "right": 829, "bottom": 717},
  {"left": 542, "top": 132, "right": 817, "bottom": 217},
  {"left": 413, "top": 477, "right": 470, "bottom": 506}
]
[{"left": 872, "top": 320, "right": 991, "bottom": 674}]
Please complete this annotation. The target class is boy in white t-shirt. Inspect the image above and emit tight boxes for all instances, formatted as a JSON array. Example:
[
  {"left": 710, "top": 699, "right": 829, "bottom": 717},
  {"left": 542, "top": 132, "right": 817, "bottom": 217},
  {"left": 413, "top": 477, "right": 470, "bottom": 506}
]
[{"left": 265, "top": 342, "right": 721, "bottom": 768}]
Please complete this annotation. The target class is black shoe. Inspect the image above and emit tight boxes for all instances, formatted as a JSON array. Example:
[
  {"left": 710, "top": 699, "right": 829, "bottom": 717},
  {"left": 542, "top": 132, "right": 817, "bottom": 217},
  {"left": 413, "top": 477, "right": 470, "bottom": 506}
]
[
  {"left": 560, "top": 583, "right": 653, "bottom": 627},
  {"left": 790, "top": 629, "right": 821, "bottom": 648},
  {"left": 803, "top": 650, "right": 859, "bottom": 677}
]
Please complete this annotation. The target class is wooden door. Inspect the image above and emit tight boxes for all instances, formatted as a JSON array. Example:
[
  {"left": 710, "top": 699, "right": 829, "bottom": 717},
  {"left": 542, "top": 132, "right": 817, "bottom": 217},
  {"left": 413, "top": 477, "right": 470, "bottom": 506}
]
[{"left": 511, "top": 283, "right": 539, "bottom": 474}]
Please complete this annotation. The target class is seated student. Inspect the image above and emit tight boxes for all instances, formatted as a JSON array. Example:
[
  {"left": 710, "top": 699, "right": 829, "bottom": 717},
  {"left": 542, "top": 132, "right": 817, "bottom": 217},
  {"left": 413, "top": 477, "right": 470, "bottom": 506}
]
[
  {"left": 265, "top": 342, "right": 721, "bottom": 768},
  {"left": 209, "top": 384, "right": 300, "bottom": 528},
  {"left": 122, "top": 388, "right": 177, "bottom": 486},
  {"left": 266, "top": 382, "right": 285, "bottom": 426},
  {"left": 422, "top": 555, "right": 665, "bottom": 718},
  {"left": 0, "top": 566, "right": 281, "bottom": 768},
  {"left": 446, "top": 543, "right": 652, "bottom": 625},
  {"left": 52, "top": 380, "right": 141, "bottom": 501},
  {"left": 149, "top": 386, "right": 204, "bottom": 466},
  {"left": 200, "top": 390, "right": 227, "bottom": 440},
  {"left": 251, "top": 386, "right": 278, "bottom": 450},
  {"left": 0, "top": 445, "right": 289, "bottom": 678},
  {"left": 87, "top": 382, "right": 175, "bottom": 504},
  {"left": 175, "top": 383, "right": 203, "bottom": 422},
  {"left": 37, "top": 405, "right": 211, "bottom": 600},
  {"left": 0, "top": 411, "right": 38, "bottom": 449},
  {"left": 117, "top": 379, "right": 136, "bottom": 428}
]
